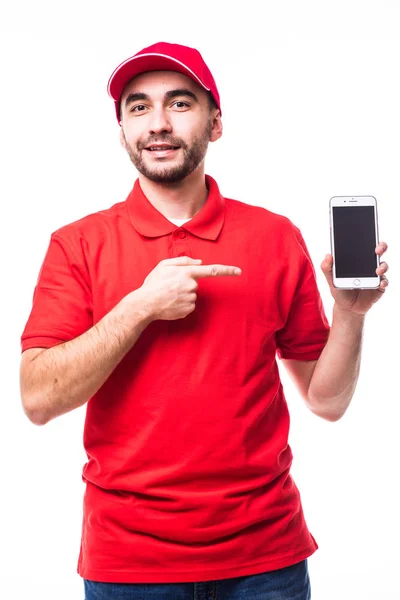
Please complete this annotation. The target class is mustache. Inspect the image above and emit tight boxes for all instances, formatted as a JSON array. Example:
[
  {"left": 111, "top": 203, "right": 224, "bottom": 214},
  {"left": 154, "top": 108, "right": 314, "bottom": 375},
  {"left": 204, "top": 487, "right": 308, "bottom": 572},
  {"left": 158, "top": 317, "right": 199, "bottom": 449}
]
[{"left": 137, "top": 136, "right": 187, "bottom": 151}]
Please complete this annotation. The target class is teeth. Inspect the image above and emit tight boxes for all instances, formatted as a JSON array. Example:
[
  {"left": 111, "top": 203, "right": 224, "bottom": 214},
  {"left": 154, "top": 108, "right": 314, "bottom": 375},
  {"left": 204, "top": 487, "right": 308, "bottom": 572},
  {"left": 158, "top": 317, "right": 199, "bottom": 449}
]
[{"left": 149, "top": 146, "right": 176, "bottom": 151}]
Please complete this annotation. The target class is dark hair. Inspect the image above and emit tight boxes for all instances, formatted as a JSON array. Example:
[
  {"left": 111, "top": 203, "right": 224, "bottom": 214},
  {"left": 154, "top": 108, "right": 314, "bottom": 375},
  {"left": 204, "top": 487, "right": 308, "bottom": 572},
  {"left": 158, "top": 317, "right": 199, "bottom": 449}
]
[{"left": 207, "top": 93, "right": 219, "bottom": 112}]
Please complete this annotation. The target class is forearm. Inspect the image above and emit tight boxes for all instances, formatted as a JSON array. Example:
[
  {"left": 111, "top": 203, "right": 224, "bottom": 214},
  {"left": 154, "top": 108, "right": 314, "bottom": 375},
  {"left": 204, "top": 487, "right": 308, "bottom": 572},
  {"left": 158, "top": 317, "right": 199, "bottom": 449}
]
[
  {"left": 307, "top": 303, "right": 365, "bottom": 421},
  {"left": 21, "top": 289, "right": 152, "bottom": 425}
]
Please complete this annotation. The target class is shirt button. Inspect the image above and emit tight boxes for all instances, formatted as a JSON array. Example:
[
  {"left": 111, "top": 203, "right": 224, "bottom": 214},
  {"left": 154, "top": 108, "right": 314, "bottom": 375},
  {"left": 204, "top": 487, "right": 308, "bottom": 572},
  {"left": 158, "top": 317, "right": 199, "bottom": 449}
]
[{"left": 178, "top": 230, "right": 186, "bottom": 239}]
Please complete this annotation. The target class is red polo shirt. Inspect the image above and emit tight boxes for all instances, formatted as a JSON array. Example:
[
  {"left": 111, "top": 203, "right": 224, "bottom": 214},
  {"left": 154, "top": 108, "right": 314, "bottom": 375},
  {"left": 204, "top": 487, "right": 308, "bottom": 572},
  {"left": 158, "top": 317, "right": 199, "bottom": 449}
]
[{"left": 21, "top": 175, "right": 330, "bottom": 584}]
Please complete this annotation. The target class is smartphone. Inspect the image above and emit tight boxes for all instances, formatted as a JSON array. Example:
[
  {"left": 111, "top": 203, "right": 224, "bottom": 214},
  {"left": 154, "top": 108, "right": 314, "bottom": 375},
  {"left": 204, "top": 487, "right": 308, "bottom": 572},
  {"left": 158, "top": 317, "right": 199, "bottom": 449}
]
[{"left": 329, "top": 196, "right": 380, "bottom": 289}]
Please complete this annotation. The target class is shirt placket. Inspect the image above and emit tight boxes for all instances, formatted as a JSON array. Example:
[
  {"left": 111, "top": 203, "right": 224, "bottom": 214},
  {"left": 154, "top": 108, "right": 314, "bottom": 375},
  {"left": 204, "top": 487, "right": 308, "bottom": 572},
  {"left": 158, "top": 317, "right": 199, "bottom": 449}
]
[{"left": 170, "top": 228, "right": 192, "bottom": 258}]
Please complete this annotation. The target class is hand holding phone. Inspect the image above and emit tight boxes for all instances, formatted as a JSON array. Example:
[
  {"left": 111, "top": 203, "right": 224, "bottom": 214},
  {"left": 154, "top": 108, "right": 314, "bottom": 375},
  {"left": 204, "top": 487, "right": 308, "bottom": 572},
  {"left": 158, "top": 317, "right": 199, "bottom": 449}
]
[{"left": 329, "top": 196, "right": 380, "bottom": 289}]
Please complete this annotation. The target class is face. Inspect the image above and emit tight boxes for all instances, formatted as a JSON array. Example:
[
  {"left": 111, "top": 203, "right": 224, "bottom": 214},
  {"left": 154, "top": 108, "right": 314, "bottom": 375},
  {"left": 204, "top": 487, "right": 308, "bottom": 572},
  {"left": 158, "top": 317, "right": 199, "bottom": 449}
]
[{"left": 119, "top": 71, "right": 222, "bottom": 184}]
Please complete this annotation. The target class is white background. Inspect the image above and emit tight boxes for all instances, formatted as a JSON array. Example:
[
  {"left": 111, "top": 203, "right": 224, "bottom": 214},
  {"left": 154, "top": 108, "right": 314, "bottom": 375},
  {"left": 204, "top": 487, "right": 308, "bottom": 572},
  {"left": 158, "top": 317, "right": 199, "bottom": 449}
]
[{"left": 1, "top": 1, "right": 399, "bottom": 598}]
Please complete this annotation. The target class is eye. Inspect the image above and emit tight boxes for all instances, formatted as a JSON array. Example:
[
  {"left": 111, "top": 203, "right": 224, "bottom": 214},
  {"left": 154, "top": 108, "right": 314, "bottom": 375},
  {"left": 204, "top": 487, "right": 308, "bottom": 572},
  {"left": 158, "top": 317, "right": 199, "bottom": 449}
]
[
  {"left": 130, "top": 104, "right": 147, "bottom": 113},
  {"left": 172, "top": 101, "right": 190, "bottom": 109}
]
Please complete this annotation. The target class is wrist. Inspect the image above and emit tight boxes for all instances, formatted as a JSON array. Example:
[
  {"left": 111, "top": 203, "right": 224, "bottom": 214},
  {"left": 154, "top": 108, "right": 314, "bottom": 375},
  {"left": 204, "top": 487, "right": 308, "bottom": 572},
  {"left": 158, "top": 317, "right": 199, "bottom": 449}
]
[
  {"left": 333, "top": 302, "right": 366, "bottom": 323},
  {"left": 120, "top": 288, "right": 156, "bottom": 326}
]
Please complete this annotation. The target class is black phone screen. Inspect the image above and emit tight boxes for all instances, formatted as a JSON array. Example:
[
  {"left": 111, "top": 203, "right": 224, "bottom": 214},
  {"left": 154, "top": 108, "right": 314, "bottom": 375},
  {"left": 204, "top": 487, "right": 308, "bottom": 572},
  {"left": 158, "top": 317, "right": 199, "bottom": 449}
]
[{"left": 332, "top": 206, "right": 377, "bottom": 277}]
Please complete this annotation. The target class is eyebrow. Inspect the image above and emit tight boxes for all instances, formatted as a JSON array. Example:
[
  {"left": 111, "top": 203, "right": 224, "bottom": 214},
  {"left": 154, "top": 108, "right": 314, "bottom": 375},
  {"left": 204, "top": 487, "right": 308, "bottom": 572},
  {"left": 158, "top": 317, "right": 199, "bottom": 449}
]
[
  {"left": 165, "top": 88, "right": 199, "bottom": 102},
  {"left": 124, "top": 92, "right": 150, "bottom": 107},
  {"left": 124, "top": 88, "right": 199, "bottom": 109}
]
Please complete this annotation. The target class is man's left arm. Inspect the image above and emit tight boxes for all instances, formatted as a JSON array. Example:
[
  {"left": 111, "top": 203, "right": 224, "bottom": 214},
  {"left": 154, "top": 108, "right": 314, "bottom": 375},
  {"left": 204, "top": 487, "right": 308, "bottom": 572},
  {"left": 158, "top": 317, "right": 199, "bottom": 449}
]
[{"left": 282, "top": 242, "right": 389, "bottom": 422}]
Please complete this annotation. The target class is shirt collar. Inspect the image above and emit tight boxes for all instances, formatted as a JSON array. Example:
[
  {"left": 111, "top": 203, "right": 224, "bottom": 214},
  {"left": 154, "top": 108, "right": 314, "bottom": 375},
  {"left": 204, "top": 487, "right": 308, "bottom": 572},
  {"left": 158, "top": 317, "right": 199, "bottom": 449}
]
[{"left": 126, "top": 174, "right": 225, "bottom": 240}]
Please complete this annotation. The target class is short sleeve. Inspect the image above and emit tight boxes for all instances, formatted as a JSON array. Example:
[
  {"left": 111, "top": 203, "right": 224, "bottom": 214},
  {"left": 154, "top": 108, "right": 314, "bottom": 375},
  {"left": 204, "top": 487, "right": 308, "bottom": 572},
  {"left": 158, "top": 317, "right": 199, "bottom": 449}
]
[
  {"left": 21, "top": 233, "right": 93, "bottom": 352},
  {"left": 276, "top": 227, "right": 330, "bottom": 361}
]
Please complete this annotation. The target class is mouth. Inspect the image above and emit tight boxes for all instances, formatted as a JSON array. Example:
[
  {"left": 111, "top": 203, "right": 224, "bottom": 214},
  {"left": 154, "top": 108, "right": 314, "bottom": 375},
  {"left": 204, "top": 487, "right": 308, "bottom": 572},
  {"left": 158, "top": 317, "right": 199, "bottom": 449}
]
[{"left": 144, "top": 144, "right": 181, "bottom": 158}]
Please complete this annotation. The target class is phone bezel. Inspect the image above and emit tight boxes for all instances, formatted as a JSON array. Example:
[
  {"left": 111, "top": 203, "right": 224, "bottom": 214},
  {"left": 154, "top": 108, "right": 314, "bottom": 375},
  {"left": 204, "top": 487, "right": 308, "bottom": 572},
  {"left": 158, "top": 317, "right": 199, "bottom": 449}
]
[{"left": 329, "top": 195, "right": 380, "bottom": 289}]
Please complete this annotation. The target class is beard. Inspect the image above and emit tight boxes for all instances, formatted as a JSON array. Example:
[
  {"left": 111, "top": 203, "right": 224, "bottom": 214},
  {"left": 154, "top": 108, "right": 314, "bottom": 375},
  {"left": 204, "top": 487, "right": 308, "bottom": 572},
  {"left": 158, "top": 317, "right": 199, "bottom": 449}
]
[{"left": 122, "top": 119, "right": 213, "bottom": 184}]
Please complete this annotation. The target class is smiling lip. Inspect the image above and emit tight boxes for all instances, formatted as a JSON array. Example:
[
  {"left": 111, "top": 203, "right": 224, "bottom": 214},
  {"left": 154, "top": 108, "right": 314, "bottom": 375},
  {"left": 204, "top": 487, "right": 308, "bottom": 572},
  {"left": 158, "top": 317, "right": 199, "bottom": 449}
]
[{"left": 144, "top": 145, "right": 180, "bottom": 157}]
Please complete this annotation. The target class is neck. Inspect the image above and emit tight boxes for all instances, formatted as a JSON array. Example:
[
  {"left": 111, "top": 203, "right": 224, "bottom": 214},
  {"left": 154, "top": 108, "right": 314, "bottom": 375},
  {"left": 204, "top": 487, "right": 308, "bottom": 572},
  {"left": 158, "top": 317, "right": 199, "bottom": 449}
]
[{"left": 138, "top": 167, "right": 209, "bottom": 220}]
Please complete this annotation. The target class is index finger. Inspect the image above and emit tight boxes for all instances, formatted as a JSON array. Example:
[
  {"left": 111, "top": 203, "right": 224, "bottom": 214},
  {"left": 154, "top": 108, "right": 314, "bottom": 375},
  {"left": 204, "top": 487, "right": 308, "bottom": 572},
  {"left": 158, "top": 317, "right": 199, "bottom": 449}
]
[{"left": 190, "top": 265, "right": 242, "bottom": 279}]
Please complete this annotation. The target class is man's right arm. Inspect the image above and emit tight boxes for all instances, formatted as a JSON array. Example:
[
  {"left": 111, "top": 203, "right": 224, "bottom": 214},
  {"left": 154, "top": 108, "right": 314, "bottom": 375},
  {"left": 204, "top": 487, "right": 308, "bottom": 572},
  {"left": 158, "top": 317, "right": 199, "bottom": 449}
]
[
  {"left": 20, "top": 289, "right": 153, "bottom": 426},
  {"left": 20, "top": 256, "right": 241, "bottom": 426}
]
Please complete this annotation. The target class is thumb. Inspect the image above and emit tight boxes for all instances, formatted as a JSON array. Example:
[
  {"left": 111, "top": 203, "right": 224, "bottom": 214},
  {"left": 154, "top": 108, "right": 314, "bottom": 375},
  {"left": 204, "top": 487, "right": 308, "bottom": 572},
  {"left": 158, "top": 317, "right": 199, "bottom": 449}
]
[{"left": 321, "top": 254, "right": 334, "bottom": 285}]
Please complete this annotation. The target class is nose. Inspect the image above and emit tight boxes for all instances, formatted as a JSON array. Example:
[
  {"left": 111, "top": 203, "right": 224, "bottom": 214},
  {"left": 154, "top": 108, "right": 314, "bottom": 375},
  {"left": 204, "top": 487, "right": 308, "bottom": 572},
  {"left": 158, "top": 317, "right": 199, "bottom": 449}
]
[{"left": 148, "top": 107, "right": 172, "bottom": 135}]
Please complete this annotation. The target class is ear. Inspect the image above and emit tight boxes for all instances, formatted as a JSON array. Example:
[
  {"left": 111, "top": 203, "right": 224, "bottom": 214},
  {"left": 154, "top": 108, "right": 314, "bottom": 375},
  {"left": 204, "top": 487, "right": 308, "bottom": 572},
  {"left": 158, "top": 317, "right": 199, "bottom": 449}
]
[
  {"left": 209, "top": 111, "right": 223, "bottom": 143},
  {"left": 119, "top": 128, "right": 126, "bottom": 148}
]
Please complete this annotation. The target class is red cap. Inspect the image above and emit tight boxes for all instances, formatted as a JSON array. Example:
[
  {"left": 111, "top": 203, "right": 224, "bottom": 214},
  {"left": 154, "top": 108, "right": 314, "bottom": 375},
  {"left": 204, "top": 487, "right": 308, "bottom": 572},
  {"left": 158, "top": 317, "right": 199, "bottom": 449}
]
[{"left": 107, "top": 42, "right": 221, "bottom": 123}]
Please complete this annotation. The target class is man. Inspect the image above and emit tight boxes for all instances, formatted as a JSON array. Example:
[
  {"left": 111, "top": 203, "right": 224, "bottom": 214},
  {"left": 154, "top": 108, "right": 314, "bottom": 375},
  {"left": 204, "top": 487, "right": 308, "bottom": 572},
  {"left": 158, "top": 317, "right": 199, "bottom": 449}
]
[{"left": 20, "top": 42, "right": 389, "bottom": 599}]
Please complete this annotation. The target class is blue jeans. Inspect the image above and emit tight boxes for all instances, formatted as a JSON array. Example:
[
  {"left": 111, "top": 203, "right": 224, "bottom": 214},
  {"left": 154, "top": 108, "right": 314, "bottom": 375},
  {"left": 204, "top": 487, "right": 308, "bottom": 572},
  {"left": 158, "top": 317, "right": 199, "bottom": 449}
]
[{"left": 84, "top": 559, "right": 311, "bottom": 599}]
